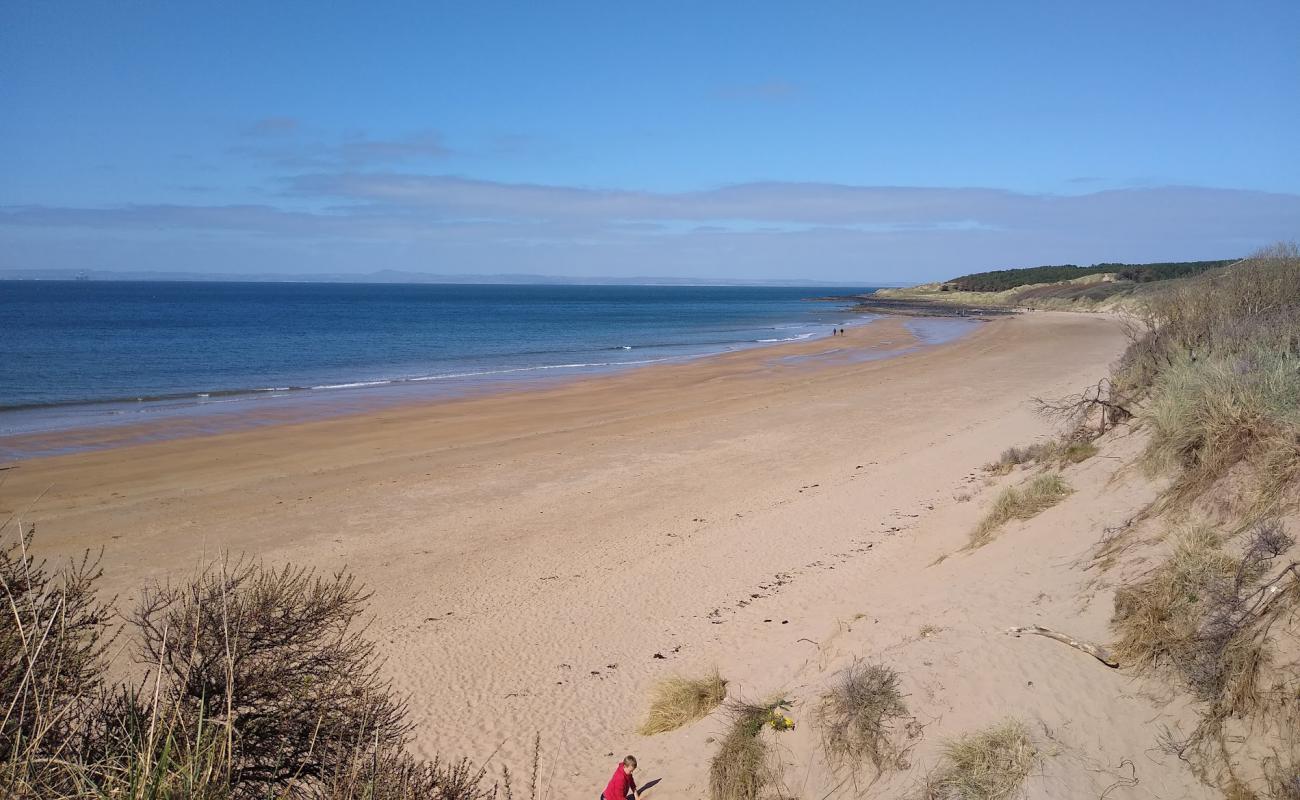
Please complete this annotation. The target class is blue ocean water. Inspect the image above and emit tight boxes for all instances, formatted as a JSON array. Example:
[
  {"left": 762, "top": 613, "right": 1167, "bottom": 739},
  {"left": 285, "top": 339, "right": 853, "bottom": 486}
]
[{"left": 0, "top": 281, "right": 875, "bottom": 445}]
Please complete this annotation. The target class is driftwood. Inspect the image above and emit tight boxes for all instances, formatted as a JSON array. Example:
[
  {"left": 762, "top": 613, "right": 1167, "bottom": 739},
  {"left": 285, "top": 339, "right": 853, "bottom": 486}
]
[{"left": 1006, "top": 625, "right": 1119, "bottom": 668}]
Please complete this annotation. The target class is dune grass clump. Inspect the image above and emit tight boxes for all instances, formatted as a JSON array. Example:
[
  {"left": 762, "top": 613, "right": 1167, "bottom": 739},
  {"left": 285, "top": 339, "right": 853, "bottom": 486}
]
[
  {"left": 921, "top": 719, "right": 1036, "bottom": 800},
  {"left": 984, "top": 436, "right": 1097, "bottom": 476},
  {"left": 815, "top": 662, "right": 909, "bottom": 775},
  {"left": 968, "top": 473, "right": 1072, "bottom": 548},
  {"left": 1058, "top": 441, "right": 1098, "bottom": 464},
  {"left": 708, "top": 699, "right": 791, "bottom": 800},
  {"left": 1110, "top": 520, "right": 1298, "bottom": 795},
  {"left": 983, "top": 442, "right": 1057, "bottom": 475},
  {"left": 1114, "top": 244, "right": 1300, "bottom": 505},
  {"left": 638, "top": 670, "right": 728, "bottom": 735},
  {"left": 1111, "top": 524, "right": 1238, "bottom": 673},
  {"left": 1143, "top": 343, "right": 1300, "bottom": 505},
  {"left": 1112, "top": 521, "right": 1295, "bottom": 712}
]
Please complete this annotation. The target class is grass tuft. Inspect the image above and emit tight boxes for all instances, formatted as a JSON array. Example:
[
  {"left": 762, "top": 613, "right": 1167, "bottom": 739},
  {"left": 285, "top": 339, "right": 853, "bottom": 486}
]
[
  {"left": 1111, "top": 524, "right": 1237, "bottom": 673},
  {"left": 815, "top": 662, "right": 909, "bottom": 775},
  {"left": 1116, "top": 243, "right": 1300, "bottom": 507},
  {"left": 921, "top": 719, "right": 1036, "bottom": 800},
  {"left": 639, "top": 670, "right": 728, "bottom": 735},
  {"left": 969, "top": 473, "right": 1072, "bottom": 548},
  {"left": 708, "top": 699, "right": 790, "bottom": 800},
  {"left": 1112, "top": 519, "right": 1295, "bottom": 715},
  {"left": 1059, "top": 441, "right": 1098, "bottom": 464}
]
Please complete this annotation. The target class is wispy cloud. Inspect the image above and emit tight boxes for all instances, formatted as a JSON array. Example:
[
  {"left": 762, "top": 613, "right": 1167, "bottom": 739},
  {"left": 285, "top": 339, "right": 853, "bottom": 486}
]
[
  {"left": 2, "top": 179, "right": 1296, "bottom": 279},
  {"left": 231, "top": 129, "right": 451, "bottom": 168}
]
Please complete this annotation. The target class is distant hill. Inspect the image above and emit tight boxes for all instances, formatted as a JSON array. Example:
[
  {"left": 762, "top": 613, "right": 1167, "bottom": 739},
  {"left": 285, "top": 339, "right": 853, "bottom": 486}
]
[{"left": 945, "top": 259, "right": 1236, "bottom": 292}]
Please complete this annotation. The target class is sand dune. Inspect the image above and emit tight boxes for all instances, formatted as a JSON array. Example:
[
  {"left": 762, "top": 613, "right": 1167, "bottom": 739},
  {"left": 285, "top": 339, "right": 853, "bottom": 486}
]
[{"left": 6, "top": 310, "right": 1216, "bottom": 798}]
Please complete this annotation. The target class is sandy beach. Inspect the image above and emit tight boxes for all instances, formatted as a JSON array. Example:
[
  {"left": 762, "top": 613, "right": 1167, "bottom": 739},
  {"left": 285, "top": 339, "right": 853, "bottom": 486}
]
[{"left": 5, "top": 310, "right": 1215, "bottom": 798}]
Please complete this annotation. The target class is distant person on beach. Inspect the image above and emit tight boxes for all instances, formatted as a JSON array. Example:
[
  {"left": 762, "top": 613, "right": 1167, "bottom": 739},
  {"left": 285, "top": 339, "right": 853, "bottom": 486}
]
[{"left": 602, "top": 755, "right": 640, "bottom": 800}]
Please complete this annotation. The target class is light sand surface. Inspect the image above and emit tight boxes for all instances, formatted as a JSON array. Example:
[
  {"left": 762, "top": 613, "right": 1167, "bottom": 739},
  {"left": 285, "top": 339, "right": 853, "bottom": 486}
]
[{"left": 3, "top": 311, "right": 1213, "bottom": 798}]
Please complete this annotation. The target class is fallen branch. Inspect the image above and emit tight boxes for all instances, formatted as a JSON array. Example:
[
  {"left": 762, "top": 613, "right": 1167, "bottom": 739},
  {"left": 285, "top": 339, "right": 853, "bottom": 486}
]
[{"left": 1006, "top": 625, "right": 1119, "bottom": 668}]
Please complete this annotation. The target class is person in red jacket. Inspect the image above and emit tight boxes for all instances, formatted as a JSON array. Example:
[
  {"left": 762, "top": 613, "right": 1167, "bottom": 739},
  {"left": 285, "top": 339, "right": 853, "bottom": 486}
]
[{"left": 602, "top": 755, "right": 639, "bottom": 800}]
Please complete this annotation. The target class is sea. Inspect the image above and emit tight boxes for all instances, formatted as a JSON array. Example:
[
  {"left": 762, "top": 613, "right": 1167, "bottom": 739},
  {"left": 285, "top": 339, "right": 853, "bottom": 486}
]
[{"left": 0, "top": 281, "right": 889, "bottom": 457}]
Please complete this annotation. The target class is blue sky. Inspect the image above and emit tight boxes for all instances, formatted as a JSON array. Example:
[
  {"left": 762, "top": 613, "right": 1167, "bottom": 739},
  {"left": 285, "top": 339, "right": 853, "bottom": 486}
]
[{"left": 2, "top": 1, "right": 1297, "bottom": 282}]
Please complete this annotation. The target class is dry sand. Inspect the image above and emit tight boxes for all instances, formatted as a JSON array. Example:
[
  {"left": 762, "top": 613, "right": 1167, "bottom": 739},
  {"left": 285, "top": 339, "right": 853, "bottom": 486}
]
[{"left": 2, "top": 311, "right": 1214, "bottom": 798}]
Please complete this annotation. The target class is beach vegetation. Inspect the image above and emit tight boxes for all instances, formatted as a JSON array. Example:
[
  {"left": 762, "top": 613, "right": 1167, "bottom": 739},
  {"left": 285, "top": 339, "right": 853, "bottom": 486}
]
[
  {"left": 919, "top": 719, "right": 1036, "bottom": 800},
  {"left": 1117, "top": 243, "right": 1300, "bottom": 507},
  {"left": 1058, "top": 441, "right": 1098, "bottom": 464},
  {"left": 708, "top": 698, "right": 792, "bottom": 800},
  {"left": 638, "top": 670, "right": 728, "bottom": 735},
  {"left": 983, "top": 436, "right": 1097, "bottom": 476},
  {"left": 968, "top": 473, "right": 1072, "bottom": 548},
  {"left": 1086, "top": 243, "right": 1300, "bottom": 798},
  {"left": 946, "top": 259, "right": 1232, "bottom": 293},
  {"left": 814, "top": 662, "right": 910, "bottom": 776},
  {"left": 1111, "top": 518, "right": 1298, "bottom": 794},
  {"left": 1112, "top": 519, "right": 1294, "bottom": 711},
  {"left": 0, "top": 523, "right": 517, "bottom": 800}
]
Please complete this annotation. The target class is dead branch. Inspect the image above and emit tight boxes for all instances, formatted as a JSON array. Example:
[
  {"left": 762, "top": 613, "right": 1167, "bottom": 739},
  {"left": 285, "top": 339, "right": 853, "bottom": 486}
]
[{"left": 1006, "top": 625, "right": 1119, "bottom": 668}]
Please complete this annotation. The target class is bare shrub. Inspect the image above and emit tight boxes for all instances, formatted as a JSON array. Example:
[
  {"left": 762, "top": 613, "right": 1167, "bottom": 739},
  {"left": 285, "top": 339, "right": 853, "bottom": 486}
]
[
  {"left": 1036, "top": 379, "right": 1133, "bottom": 436},
  {"left": 815, "top": 662, "right": 909, "bottom": 775},
  {"left": 322, "top": 749, "right": 507, "bottom": 800},
  {"left": 133, "top": 559, "right": 410, "bottom": 796},
  {"left": 920, "top": 719, "right": 1036, "bottom": 800},
  {"left": 639, "top": 670, "right": 727, "bottom": 735},
  {"left": 0, "top": 523, "right": 116, "bottom": 796},
  {"left": 0, "top": 519, "right": 517, "bottom": 800},
  {"left": 968, "top": 473, "right": 1072, "bottom": 548}
]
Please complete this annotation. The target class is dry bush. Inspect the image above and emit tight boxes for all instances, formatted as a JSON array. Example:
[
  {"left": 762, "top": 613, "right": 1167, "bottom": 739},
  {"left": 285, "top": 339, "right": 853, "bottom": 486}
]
[
  {"left": 0, "top": 521, "right": 513, "bottom": 800},
  {"left": 920, "top": 719, "right": 1036, "bottom": 800},
  {"left": 322, "top": 750, "right": 506, "bottom": 800},
  {"left": 639, "top": 670, "right": 728, "bottom": 735},
  {"left": 0, "top": 524, "right": 116, "bottom": 797},
  {"left": 1111, "top": 524, "right": 1238, "bottom": 672},
  {"left": 968, "top": 473, "right": 1072, "bottom": 548},
  {"left": 1112, "top": 520, "right": 1296, "bottom": 712},
  {"left": 1035, "top": 379, "right": 1134, "bottom": 437},
  {"left": 133, "top": 559, "right": 411, "bottom": 797},
  {"left": 814, "top": 662, "right": 909, "bottom": 775},
  {"left": 1110, "top": 520, "right": 1300, "bottom": 798},
  {"left": 708, "top": 699, "right": 789, "bottom": 800}
]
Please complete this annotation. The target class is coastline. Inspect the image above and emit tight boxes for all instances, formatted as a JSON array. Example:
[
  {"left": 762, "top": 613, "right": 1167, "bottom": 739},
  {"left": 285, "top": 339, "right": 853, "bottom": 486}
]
[
  {"left": 3, "top": 310, "right": 1179, "bottom": 797},
  {"left": 0, "top": 313, "right": 972, "bottom": 461}
]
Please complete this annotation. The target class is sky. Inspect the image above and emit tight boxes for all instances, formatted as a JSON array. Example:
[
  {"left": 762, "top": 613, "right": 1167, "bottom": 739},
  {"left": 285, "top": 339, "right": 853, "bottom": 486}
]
[{"left": 2, "top": 1, "right": 1298, "bottom": 283}]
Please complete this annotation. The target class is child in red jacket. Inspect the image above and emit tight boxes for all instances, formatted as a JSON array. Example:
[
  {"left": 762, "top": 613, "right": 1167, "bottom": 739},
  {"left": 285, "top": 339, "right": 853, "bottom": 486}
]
[{"left": 602, "top": 755, "right": 639, "bottom": 800}]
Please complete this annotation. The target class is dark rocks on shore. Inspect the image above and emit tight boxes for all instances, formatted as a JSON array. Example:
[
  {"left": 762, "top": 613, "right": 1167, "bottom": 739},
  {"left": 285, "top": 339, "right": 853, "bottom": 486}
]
[{"left": 847, "top": 295, "right": 1016, "bottom": 318}]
